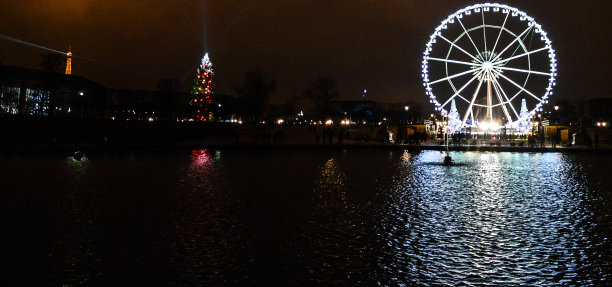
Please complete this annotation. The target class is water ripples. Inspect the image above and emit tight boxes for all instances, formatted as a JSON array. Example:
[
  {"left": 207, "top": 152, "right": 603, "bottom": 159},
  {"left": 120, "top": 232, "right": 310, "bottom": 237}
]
[
  {"left": 1, "top": 149, "right": 609, "bottom": 285},
  {"left": 375, "top": 151, "right": 610, "bottom": 286}
]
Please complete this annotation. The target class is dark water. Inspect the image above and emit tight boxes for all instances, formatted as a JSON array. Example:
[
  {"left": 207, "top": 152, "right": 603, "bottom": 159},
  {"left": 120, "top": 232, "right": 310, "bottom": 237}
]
[{"left": 1, "top": 149, "right": 610, "bottom": 286}]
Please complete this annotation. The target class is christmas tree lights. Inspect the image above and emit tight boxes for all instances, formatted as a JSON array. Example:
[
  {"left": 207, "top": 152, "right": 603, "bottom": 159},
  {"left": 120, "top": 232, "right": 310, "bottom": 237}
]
[
  {"left": 518, "top": 98, "right": 532, "bottom": 133},
  {"left": 191, "top": 53, "right": 214, "bottom": 121},
  {"left": 447, "top": 99, "right": 461, "bottom": 134}
]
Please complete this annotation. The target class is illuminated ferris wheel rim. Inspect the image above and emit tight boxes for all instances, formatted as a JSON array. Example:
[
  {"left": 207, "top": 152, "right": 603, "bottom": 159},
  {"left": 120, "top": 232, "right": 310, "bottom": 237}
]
[{"left": 421, "top": 2, "right": 557, "bottom": 128}]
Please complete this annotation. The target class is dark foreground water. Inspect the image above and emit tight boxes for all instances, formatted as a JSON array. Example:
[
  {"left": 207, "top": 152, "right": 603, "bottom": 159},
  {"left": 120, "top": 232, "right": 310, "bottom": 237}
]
[{"left": 1, "top": 149, "right": 610, "bottom": 286}]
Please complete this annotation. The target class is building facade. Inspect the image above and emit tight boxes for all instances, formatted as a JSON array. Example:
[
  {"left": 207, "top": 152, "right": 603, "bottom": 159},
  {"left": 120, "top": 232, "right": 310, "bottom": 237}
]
[{"left": 0, "top": 65, "right": 106, "bottom": 118}]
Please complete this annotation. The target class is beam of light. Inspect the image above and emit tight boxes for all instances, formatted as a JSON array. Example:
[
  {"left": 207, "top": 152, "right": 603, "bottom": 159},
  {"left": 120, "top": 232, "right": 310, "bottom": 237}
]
[
  {"left": 209, "top": 2, "right": 255, "bottom": 51},
  {"left": 180, "top": 2, "right": 256, "bottom": 95},
  {"left": 1, "top": 35, "right": 161, "bottom": 81},
  {"left": 0, "top": 34, "right": 68, "bottom": 55},
  {"left": 70, "top": 54, "right": 159, "bottom": 79}
]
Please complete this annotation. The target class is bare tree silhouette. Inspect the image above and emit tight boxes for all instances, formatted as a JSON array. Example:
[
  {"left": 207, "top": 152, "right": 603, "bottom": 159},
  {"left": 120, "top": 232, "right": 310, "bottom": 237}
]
[
  {"left": 236, "top": 71, "right": 275, "bottom": 123},
  {"left": 303, "top": 77, "right": 338, "bottom": 118},
  {"left": 40, "top": 53, "right": 65, "bottom": 74},
  {"left": 157, "top": 78, "right": 182, "bottom": 121}
]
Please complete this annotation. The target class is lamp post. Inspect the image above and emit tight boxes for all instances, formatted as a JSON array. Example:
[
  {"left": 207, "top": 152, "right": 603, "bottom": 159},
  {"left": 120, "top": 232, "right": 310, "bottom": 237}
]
[
  {"left": 538, "top": 113, "right": 544, "bottom": 147},
  {"left": 553, "top": 105, "right": 560, "bottom": 146}
]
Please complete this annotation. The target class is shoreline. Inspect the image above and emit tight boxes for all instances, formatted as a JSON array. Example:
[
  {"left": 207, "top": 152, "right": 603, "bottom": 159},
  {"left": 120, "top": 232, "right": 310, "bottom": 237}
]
[{"left": 2, "top": 141, "right": 611, "bottom": 156}]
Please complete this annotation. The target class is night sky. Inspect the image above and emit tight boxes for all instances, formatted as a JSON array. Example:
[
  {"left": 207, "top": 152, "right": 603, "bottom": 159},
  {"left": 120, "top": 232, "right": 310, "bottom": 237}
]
[{"left": 0, "top": 0, "right": 609, "bottom": 108}]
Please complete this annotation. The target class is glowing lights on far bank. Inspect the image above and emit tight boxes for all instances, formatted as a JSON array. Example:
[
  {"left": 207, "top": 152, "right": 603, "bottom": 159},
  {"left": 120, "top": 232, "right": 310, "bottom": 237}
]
[{"left": 479, "top": 121, "right": 501, "bottom": 131}]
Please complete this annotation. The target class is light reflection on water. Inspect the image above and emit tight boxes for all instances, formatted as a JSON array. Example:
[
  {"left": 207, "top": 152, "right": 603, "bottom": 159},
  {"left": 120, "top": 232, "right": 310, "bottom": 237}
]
[
  {"left": 377, "top": 151, "right": 610, "bottom": 286},
  {"left": 1, "top": 149, "right": 609, "bottom": 285},
  {"left": 167, "top": 149, "right": 247, "bottom": 285},
  {"left": 53, "top": 156, "right": 102, "bottom": 286}
]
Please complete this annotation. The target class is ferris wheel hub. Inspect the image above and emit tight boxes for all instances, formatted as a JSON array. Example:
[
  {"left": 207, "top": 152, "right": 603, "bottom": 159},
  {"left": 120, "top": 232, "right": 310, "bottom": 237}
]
[
  {"left": 482, "top": 61, "right": 493, "bottom": 70},
  {"left": 472, "top": 51, "right": 503, "bottom": 81}
]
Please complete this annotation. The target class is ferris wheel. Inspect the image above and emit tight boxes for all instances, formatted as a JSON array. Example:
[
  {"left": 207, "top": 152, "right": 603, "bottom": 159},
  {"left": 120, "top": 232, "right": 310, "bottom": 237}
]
[{"left": 421, "top": 3, "right": 557, "bottom": 132}]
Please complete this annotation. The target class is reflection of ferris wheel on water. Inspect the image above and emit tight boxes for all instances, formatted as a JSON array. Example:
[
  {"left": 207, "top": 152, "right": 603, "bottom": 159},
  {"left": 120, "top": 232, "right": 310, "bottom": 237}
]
[{"left": 422, "top": 3, "right": 557, "bottom": 133}]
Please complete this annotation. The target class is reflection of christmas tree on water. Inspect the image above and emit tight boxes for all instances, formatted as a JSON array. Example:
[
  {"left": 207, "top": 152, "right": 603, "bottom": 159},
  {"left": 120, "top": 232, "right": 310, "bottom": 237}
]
[{"left": 191, "top": 53, "right": 214, "bottom": 121}]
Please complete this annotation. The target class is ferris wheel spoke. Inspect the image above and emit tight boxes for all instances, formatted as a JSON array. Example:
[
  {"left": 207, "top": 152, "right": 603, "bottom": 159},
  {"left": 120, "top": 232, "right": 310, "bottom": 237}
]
[
  {"left": 507, "top": 28, "right": 534, "bottom": 62},
  {"left": 438, "top": 34, "right": 481, "bottom": 62},
  {"left": 474, "top": 69, "right": 484, "bottom": 81},
  {"left": 426, "top": 57, "right": 475, "bottom": 66},
  {"left": 429, "top": 69, "right": 474, "bottom": 85},
  {"left": 456, "top": 17, "right": 481, "bottom": 55},
  {"left": 494, "top": 25, "right": 533, "bottom": 60},
  {"left": 494, "top": 46, "right": 549, "bottom": 65},
  {"left": 448, "top": 80, "right": 473, "bottom": 103},
  {"left": 470, "top": 108, "right": 475, "bottom": 125},
  {"left": 497, "top": 73, "right": 542, "bottom": 102},
  {"left": 490, "top": 77, "right": 514, "bottom": 122},
  {"left": 491, "top": 77, "right": 520, "bottom": 120},
  {"left": 481, "top": 10, "right": 487, "bottom": 54},
  {"left": 440, "top": 74, "right": 479, "bottom": 109},
  {"left": 461, "top": 77, "right": 485, "bottom": 127},
  {"left": 457, "top": 95, "right": 471, "bottom": 103},
  {"left": 497, "top": 66, "right": 552, "bottom": 76},
  {"left": 490, "top": 12, "right": 509, "bottom": 55}
]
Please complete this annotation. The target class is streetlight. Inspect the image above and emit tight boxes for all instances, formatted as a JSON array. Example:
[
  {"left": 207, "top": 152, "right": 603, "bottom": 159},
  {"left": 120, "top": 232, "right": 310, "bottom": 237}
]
[
  {"left": 554, "top": 105, "right": 559, "bottom": 111},
  {"left": 403, "top": 106, "right": 410, "bottom": 124}
]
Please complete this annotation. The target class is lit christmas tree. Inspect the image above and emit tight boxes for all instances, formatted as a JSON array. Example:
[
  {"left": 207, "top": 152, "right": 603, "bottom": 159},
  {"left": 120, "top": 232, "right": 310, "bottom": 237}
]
[
  {"left": 517, "top": 98, "right": 532, "bottom": 133},
  {"left": 191, "top": 53, "right": 214, "bottom": 121},
  {"left": 447, "top": 99, "right": 461, "bottom": 134}
]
